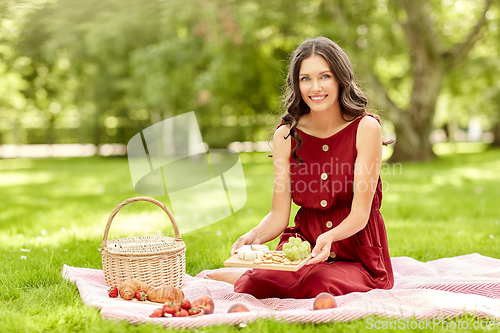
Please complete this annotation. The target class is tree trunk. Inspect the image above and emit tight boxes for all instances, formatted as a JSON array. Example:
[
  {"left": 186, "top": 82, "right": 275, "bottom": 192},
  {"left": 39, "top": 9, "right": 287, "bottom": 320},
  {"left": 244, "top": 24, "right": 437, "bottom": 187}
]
[
  {"left": 46, "top": 113, "right": 56, "bottom": 144},
  {"left": 491, "top": 122, "right": 500, "bottom": 147},
  {"left": 373, "top": 0, "right": 492, "bottom": 162},
  {"left": 11, "top": 113, "right": 21, "bottom": 145},
  {"left": 446, "top": 120, "right": 458, "bottom": 143},
  {"left": 391, "top": 113, "right": 436, "bottom": 161},
  {"left": 93, "top": 111, "right": 102, "bottom": 146},
  {"left": 390, "top": 58, "right": 444, "bottom": 162},
  {"left": 326, "top": 0, "right": 492, "bottom": 162}
]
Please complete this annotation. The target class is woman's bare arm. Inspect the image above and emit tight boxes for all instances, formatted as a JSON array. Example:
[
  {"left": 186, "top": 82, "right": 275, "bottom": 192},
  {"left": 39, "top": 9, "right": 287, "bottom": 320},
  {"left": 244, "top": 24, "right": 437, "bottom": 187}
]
[{"left": 231, "top": 125, "right": 293, "bottom": 255}]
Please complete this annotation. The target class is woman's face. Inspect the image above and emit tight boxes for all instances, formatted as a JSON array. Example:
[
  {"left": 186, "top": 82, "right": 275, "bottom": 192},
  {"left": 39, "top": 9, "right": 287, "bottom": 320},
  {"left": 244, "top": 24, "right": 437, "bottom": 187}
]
[{"left": 298, "top": 55, "right": 340, "bottom": 114}]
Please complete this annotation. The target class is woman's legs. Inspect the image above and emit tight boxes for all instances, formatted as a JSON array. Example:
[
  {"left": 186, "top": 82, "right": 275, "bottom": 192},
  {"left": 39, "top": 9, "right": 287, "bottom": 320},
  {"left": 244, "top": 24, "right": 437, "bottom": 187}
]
[
  {"left": 211, "top": 261, "right": 376, "bottom": 299},
  {"left": 205, "top": 269, "right": 247, "bottom": 285}
]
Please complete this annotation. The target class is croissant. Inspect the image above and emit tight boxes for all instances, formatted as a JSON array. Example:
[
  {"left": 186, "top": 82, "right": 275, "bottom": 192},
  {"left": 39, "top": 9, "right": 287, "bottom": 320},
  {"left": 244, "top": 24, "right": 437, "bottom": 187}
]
[
  {"left": 118, "top": 279, "right": 151, "bottom": 300},
  {"left": 147, "top": 285, "right": 184, "bottom": 304}
]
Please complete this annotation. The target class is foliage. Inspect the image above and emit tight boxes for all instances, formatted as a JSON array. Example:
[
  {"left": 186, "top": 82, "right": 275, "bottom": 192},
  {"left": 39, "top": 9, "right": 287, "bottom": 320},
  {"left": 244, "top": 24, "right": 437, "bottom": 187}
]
[{"left": 0, "top": 0, "right": 499, "bottom": 154}]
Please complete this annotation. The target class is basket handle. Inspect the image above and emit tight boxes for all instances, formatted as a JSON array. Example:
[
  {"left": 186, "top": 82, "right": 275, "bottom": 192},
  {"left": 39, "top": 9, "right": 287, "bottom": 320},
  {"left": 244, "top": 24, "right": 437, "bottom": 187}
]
[{"left": 101, "top": 197, "right": 182, "bottom": 249}]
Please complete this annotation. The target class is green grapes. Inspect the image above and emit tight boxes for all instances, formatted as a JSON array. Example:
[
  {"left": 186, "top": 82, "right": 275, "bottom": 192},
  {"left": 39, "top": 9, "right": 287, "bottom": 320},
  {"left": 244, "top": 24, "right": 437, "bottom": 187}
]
[{"left": 282, "top": 237, "right": 311, "bottom": 260}]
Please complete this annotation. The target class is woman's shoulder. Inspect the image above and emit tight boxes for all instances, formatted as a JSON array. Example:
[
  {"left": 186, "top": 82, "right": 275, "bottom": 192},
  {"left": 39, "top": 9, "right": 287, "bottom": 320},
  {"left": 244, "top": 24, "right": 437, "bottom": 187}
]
[
  {"left": 358, "top": 114, "right": 381, "bottom": 132},
  {"left": 273, "top": 124, "right": 292, "bottom": 157},
  {"left": 274, "top": 123, "right": 291, "bottom": 139},
  {"left": 356, "top": 114, "right": 382, "bottom": 149}
]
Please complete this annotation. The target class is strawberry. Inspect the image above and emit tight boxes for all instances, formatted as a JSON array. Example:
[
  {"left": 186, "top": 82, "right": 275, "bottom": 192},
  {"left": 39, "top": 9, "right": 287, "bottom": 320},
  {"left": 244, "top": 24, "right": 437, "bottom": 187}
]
[
  {"left": 135, "top": 290, "right": 148, "bottom": 301},
  {"left": 174, "top": 309, "right": 189, "bottom": 317},
  {"left": 150, "top": 308, "right": 163, "bottom": 318},
  {"left": 163, "top": 303, "right": 177, "bottom": 315},
  {"left": 181, "top": 299, "right": 192, "bottom": 310},
  {"left": 189, "top": 306, "right": 202, "bottom": 316},
  {"left": 108, "top": 286, "right": 118, "bottom": 298}
]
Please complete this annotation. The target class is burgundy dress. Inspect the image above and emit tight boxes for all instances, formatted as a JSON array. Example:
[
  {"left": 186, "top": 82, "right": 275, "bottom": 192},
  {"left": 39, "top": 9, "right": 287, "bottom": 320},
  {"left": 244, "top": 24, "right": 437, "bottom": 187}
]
[{"left": 234, "top": 115, "right": 394, "bottom": 299}]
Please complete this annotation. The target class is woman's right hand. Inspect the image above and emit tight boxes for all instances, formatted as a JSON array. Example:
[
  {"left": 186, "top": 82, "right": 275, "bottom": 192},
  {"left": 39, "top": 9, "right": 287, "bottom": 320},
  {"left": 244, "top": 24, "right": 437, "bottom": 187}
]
[{"left": 231, "top": 229, "right": 259, "bottom": 256}]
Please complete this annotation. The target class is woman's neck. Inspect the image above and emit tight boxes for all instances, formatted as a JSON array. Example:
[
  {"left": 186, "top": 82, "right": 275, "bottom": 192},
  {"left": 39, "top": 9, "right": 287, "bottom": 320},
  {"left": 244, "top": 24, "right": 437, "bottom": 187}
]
[{"left": 300, "top": 104, "right": 349, "bottom": 138}]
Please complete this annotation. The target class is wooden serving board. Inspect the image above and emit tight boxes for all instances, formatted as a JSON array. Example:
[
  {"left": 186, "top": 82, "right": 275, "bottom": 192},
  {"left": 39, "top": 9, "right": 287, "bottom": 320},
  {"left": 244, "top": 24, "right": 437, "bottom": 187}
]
[{"left": 223, "top": 254, "right": 311, "bottom": 272}]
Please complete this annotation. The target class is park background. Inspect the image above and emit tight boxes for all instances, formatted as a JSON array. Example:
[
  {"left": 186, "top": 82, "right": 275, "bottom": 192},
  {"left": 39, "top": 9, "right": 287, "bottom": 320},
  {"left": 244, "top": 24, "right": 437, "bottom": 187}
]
[{"left": 1, "top": 0, "right": 500, "bottom": 332}]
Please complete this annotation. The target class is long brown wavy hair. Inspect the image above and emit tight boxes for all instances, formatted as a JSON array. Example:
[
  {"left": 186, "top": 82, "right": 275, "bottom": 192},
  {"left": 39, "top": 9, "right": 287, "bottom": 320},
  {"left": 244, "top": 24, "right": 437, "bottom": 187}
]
[{"left": 280, "top": 37, "right": 379, "bottom": 164}]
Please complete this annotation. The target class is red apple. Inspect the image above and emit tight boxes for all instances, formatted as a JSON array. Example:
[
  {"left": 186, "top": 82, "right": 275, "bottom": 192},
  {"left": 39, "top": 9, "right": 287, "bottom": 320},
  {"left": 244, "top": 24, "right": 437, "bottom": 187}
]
[
  {"left": 313, "top": 292, "right": 337, "bottom": 310},
  {"left": 192, "top": 295, "right": 215, "bottom": 314},
  {"left": 227, "top": 303, "right": 250, "bottom": 313}
]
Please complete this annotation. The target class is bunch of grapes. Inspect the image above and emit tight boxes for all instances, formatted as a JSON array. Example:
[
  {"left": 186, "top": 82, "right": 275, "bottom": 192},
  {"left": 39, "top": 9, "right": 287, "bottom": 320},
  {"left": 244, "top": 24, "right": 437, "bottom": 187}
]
[{"left": 282, "top": 237, "right": 311, "bottom": 261}]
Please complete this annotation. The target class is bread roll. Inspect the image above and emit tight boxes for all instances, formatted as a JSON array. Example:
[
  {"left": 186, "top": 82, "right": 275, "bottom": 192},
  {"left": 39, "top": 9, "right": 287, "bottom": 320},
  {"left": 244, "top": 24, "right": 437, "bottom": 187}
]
[
  {"left": 118, "top": 279, "right": 151, "bottom": 300},
  {"left": 147, "top": 285, "right": 184, "bottom": 303}
]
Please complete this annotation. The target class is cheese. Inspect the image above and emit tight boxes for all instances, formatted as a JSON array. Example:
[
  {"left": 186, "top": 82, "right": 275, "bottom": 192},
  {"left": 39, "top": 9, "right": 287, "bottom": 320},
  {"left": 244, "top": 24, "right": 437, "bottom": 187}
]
[
  {"left": 244, "top": 251, "right": 257, "bottom": 260},
  {"left": 236, "top": 244, "right": 269, "bottom": 261}
]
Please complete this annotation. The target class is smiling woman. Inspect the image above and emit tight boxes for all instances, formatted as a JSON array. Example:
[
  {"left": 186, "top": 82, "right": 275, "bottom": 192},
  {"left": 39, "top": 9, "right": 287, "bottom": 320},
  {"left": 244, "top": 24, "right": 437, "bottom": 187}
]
[
  {"left": 279, "top": 37, "right": 385, "bottom": 164},
  {"left": 207, "top": 37, "right": 395, "bottom": 299},
  {"left": 298, "top": 55, "right": 340, "bottom": 117}
]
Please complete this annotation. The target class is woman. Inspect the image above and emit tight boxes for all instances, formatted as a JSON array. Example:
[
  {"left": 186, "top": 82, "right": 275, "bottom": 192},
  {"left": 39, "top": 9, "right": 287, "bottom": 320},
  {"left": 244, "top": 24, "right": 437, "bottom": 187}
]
[{"left": 207, "top": 36, "right": 394, "bottom": 299}]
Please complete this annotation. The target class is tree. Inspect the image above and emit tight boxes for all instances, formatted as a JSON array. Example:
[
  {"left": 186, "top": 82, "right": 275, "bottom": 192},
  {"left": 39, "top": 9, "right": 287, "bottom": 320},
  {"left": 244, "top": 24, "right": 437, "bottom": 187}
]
[
  {"left": 0, "top": 1, "right": 31, "bottom": 145},
  {"left": 362, "top": 0, "right": 494, "bottom": 161},
  {"left": 4, "top": 0, "right": 499, "bottom": 154}
]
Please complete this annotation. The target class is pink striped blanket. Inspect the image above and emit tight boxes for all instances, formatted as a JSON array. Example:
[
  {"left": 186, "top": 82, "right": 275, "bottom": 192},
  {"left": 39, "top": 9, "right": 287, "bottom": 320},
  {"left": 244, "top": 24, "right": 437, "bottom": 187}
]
[{"left": 62, "top": 253, "right": 500, "bottom": 329}]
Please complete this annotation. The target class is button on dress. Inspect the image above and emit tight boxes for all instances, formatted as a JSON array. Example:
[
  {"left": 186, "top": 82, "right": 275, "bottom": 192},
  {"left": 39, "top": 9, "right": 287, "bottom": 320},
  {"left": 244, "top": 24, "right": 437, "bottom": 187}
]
[{"left": 234, "top": 115, "right": 394, "bottom": 299}]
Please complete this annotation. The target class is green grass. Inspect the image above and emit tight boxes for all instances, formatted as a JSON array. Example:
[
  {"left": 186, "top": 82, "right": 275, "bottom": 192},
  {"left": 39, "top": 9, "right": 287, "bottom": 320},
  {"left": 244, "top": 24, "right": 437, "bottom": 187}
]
[{"left": 0, "top": 146, "right": 499, "bottom": 332}]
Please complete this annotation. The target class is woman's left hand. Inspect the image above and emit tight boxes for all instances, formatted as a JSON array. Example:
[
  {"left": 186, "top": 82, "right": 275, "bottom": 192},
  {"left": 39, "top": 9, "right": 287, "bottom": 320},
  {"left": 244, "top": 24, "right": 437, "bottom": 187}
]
[{"left": 307, "top": 232, "right": 334, "bottom": 265}]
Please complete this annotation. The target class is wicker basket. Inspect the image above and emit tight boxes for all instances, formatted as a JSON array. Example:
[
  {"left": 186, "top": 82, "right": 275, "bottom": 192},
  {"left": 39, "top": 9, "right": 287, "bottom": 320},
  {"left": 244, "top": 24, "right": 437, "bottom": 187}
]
[{"left": 101, "top": 197, "right": 186, "bottom": 289}]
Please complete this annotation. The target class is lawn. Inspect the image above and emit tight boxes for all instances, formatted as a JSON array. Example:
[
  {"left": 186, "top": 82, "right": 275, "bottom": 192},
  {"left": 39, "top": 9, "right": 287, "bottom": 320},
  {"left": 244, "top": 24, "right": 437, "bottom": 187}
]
[{"left": 0, "top": 144, "right": 499, "bottom": 332}]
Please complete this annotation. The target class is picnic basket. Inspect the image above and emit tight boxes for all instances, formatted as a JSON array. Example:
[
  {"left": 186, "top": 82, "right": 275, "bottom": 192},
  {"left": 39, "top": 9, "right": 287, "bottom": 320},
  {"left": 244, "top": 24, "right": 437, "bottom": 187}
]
[{"left": 101, "top": 197, "right": 185, "bottom": 289}]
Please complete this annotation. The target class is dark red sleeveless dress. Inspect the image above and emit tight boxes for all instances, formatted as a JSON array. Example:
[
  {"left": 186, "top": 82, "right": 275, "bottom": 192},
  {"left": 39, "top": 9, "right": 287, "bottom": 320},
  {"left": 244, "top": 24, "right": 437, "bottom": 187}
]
[{"left": 234, "top": 115, "right": 394, "bottom": 299}]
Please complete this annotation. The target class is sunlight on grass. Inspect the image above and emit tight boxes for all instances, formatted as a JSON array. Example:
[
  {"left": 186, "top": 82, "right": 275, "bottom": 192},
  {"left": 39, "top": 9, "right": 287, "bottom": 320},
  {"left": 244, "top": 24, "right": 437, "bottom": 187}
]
[
  {"left": 103, "top": 211, "right": 178, "bottom": 237},
  {"left": 433, "top": 142, "right": 489, "bottom": 155},
  {"left": 450, "top": 167, "right": 498, "bottom": 181},
  {"left": 0, "top": 171, "right": 53, "bottom": 187},
  {"left": 0, "top": 158, "right": 34, "bottom": 170}
]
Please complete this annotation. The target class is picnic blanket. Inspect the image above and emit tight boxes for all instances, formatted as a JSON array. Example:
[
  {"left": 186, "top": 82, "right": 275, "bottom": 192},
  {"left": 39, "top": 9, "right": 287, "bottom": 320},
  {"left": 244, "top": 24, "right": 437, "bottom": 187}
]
[{"left": 62, "top": 253, "right": 500, "bottom": 329}]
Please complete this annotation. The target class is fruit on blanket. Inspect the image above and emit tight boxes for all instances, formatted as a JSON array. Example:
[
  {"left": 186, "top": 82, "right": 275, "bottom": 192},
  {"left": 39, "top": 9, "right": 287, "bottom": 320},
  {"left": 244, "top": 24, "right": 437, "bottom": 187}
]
[
  {"left": 192, "top": 295, "right": 215, "bottom": 314},
  {"left": 227, "top": 303, "right": 250, "bottom": 313},
  {"left": 181, "top": 299, "right": 192, "bottom": 310},
  {"left": 150, "top": 308, "right": 163, "bottom": 318},
  {"left": 174, "top": 309, "right": 189, "bottom": 317},
  {"left": 313, "top": 292, "right": 337, "bottom": 310},
  {"left": 118, "top": 279, "right": 151, "bottom": 300},
  {"left": 155, "top": 300, "right": 205, "bottom": 318},
  {"left": 163, "top": 303, "right": 177, "bottom": 315},
  {"left": 135, "top": 290, "right": 148, "bottom": 301},
  {"left": 147, "top": 285, "right": 184, "bottom": 304},
  {"left": 282, "top": 237, "right": 311, "bottom": 261},
  {"left": 189, "top": 306, "right": 203, "bottom": 316},
  {"left": 108, "top": 286, "right": 118, "bottom": 298}
]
